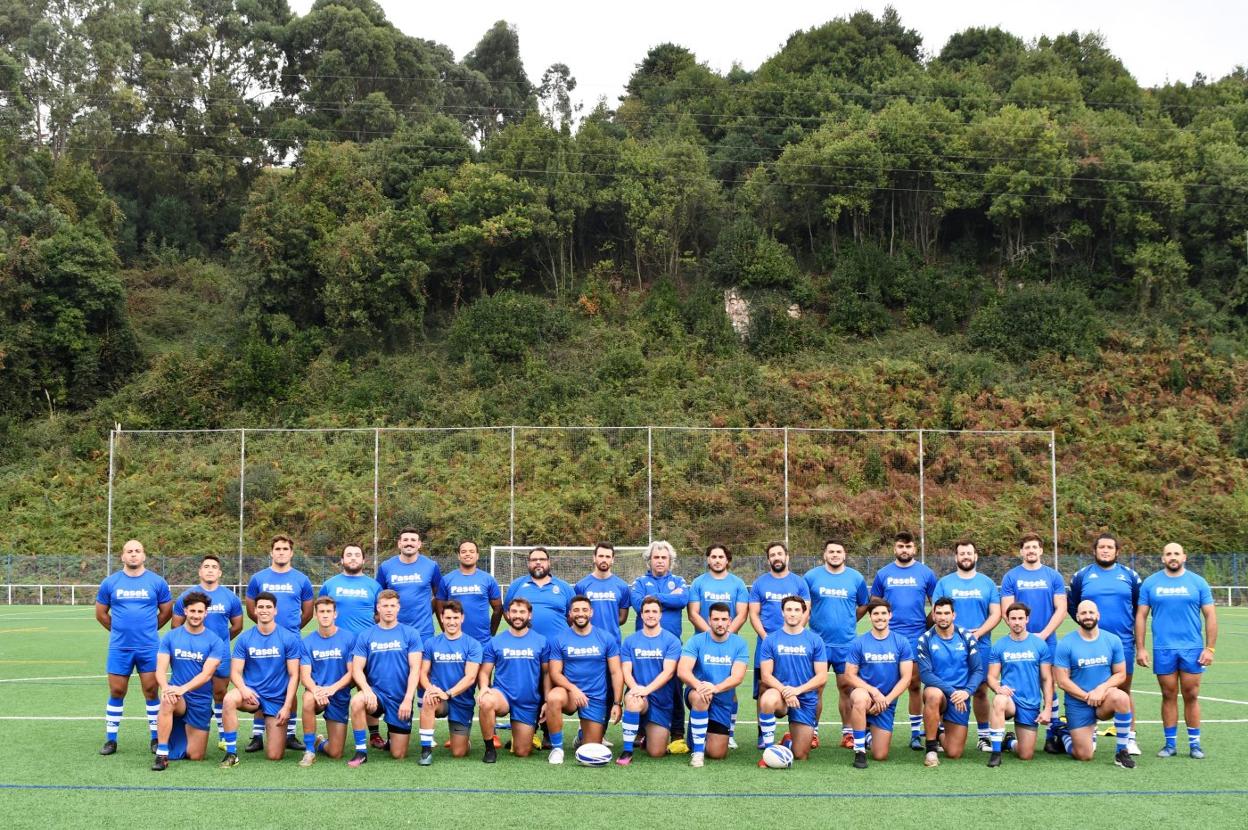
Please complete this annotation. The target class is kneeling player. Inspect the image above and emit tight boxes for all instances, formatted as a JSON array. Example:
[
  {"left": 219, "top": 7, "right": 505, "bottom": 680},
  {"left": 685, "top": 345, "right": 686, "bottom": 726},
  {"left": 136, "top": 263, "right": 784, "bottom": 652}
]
[
  {"left": 299, "top": 597, "right": 355, "bottom": 765},
  {"left": 1054, "top": 600, "right": 1134, "bottom": 768},
  {"left": 219, "top": 592, "right": 302, "bottom": 766},
  {"left": 153, "top": 591, "right": 227, "bottom": 769},
  {"left": 844, "top": 599, "right": 914, "bottom": 768},
  {"left": 346, "top": 589, "right": 423, "bottom": 765},
  {"left": 757, "top": 596, "right": 828, "bottom": 763},
  {"left": 618, "top": 596, "right": 682, "bottom": 765},
  {"left": 677, "top": 602, "right": 749, "bottom": 767},
  {"left": 418, "top": 601, "right": 483, "bottom": 765},
  {"left": 548, "top": 596, "right": 623, "bottom": 763},
  {"left": 986, "top": 602, "right": 1052, "bottom": 765},
  {"left": 916, "top": 597, "right": 984, "bottom": 765},
  {"left": 478, "top": 597, "right": 549, "bottom": 763}
]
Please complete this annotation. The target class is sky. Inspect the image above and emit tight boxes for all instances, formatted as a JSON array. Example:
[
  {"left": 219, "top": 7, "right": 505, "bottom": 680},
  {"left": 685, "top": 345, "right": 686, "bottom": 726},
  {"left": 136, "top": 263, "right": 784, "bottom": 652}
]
[{"left": 290, "top": 1, "right": 1246, "bottom": 109}]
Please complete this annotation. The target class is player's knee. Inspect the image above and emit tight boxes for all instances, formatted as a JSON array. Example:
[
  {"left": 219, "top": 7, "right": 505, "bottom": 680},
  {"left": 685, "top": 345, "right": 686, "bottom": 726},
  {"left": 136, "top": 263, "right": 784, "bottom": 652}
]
[
  {"left": 646, "top": 742, "right": 666, "bottom": 758},
  {"left": 944, "top": 745, "right": 964, "bottom": 760},
  {"left": 991, "top": 695, "right": 1009, "bottom": 714}
]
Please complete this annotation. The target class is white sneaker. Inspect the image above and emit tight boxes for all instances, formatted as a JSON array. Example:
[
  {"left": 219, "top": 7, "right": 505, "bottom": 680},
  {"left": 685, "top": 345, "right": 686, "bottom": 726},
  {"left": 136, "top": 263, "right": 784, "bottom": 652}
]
[
  {"left": 298, "top": 751, "right": 316, "bottom": 768},
  {"left": 924, "top": 750, "right": 940, "bottom": 767},
  {"left": 1127, "top": 738, "right": 1141, "bottom": 756},
  {"left": 727, "top": 736, "right": 738, "bottom": 750},
  {"left": 690, "top": 751, "right": 704, "bottom": 768},
  {"left": 548, "top": 747, "right": 565, "bottom": 765}
]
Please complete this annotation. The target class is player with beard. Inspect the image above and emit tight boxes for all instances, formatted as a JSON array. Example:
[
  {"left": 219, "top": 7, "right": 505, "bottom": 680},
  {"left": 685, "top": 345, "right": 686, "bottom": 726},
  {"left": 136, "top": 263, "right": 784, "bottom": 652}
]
[
  {"left": 933, "top": 540, "right": 1000, "bottom": 751},
  {"left": 804, "top": 540, "right": 869, "bottom": 749},
  {"left": 478, "top": 597, "right": 551, "bottom": 763},
  {"left": 319, "top": 544, "right": 381, "bottom": 635},
  {"left": 1054, "top": 600, "right": 1133, "bottom": 767},
  {"left": 547, "top": 596, "right": 623, "bottom": 763}
]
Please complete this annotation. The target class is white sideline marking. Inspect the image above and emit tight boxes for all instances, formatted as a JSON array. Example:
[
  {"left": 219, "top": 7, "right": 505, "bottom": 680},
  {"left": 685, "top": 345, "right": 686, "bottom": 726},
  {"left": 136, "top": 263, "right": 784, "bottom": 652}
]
[
  {"left": 1136, "top": 690, "right": 1248, "bottom": 706},
  {"left": 0, "top": 674, "right": 105, "bottom": 683},
  {"left": 1, "top": 716, "right": 1248, "bottom": 725}
]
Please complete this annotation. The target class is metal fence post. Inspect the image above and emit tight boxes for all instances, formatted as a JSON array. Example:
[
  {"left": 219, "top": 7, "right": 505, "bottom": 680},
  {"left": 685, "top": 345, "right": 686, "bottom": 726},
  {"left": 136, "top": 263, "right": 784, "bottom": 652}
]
[
  {"left": 238, "top": 429, "right": 246, "bottom": 587},
  {"left": 783, "top": 427, "right": 790, "bottom": 548},
  {"left": 105, "top": 428, "right": 116, "bottom": 574},
  {"left": 917, "top": 429, "right": 926, "bottom": 562},
  {"left": 509, "top": 426, "right": 516, "bottom": 548},
  {"left": 373, "top": 428, "right": 381, "bottom": 571},
  {"left": 1050, "top": 430, "right": 1059, "bottom": 571},
  {"left": 647, "top": 427, "right": 653, "bottom": 545}
]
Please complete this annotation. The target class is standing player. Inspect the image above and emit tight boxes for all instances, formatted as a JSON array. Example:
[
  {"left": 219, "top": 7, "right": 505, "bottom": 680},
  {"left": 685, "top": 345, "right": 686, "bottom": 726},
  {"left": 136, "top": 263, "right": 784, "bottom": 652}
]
[
  {"left": 436, "top": 540, "right": 502, "bottom": 645},
  {"left": 630, "top": 541, "right": 690, "bottom": 752},
  {"left": 1000, "top": 532, "right": 1067, "bottom": 754},
  {"left": 677, "top": 602, "right": 749, "bottom": 768},
  {"left": 749, "top": 542, "right": 810, "bottom": 748},
  {"left": 618, "top": 596, "right": 682, "bottom": 765},
  {"left": 478, "top": 597, "right": 550, "bottom": 763},
  {"left": 1136, "top": 542, "right": 1217, "bottom": 759},
  {"left": 298, "top": 597, "right": 355, "bottom": 766},
  {"left": 547, "top": 596, "right": 624, "bottom": 763},
  {"left": 1069, "top": 533, "right": 1142, "bottom": 755},
  {"left": 172, "top": 554, "right": 243, "bottom": 743},
  {"left": 319, "top": 543, "right": 381, "bottom": 635},
  {"left": 575, "top": 542, "right": 631, "bottom": 643},
  {"left": 844, "top": 599, "right": 915, "bottom": 768},
  {"left": 869, "top": 531, "right": 936, "bottom": 750},
  {"left": 346, "top": 589, "right": 424, "bottom": 766},
  {"left": 245, "top": 534, "right": 314, "bottom": 752},
  {"left": 151, "top": 591, "right": 227, "bottom": 770},
  {"left": 417, "top": 601, "right": 484, "bottom": 765},
  {"left": 757, "top": 596, "right": 828, "bottom": 764},
  {"left": 688, "top": 543, "right": 750, "bottom": 748},
  {"left": 986, "top": 602, "right": 1053, "bottom": 766},
  {"left": 804, "top": 539, "right": 869, "bottom": 749},
  {"left": 95, "top": 538, "right": 173, "bottom": 755},
  {"left": 916, "top": 597, "right": 984, "bottom": 766},
  {"left": 218, "top": 592, "right": 302, "bottom": 767},
  {"left": 933, "top": 540, "right": 1000, "bottom": 751},
  {"left": 1053, "top": 600, "right": 1134, "bottom": 767}
]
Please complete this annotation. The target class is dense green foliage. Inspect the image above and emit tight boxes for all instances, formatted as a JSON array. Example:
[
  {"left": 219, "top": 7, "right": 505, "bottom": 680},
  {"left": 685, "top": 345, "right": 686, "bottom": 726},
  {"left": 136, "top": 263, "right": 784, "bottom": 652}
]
[{"left": 2, "top": 4, "right": 1247, "bottom": 555}]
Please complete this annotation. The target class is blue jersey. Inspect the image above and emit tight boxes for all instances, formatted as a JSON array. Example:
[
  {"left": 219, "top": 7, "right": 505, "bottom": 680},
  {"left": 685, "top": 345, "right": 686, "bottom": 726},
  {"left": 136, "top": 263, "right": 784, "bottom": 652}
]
[
  {"left": 503, "top": 576, "right": 574, "bottom": 642},
  {"left": 174, "top": 585, "right": 242, "bottom": 645},
  {"left": 1054, "top": 630, "right": 1124, "bottom": 696},
  {"left": 916, "top": 626, "right": 984, "bottom": 696},
  {"left": 437, "top": 569, "right": 502, "bottom": 644},
  {"left": 804, "top": 566, "right": 869, "bottom": 646},
  {"left": 574, "top": 573, "right": 632, "bottom": 642},
  {"left": 846, "top": 630, "right": 914, "bottom": 693},
  {"left": 96, "top": 570, "right": 173, "bottom": 651},
  {"left": 376, "top": 554, "right": 443, "bottom": 638},
  {"left": 630, "top": 572, "right": 689, "bottom": 637},
  {"left": 1000, "top": 565, "right": 1065, "bottom": 641},
  {"left": 352, "top": 622, "right": 424, "bottom": 701},
  {"left": 484, "top": 629, "right": 548, "bottom": 710},
  {"left": 318, "top": 574, "right": 381, "bottom": 635},
  {"left": 159, "top": 627, "right": 227, "bottom": 706},
  {"left": 301, "top": 627, "right": 356, "bottom": 687},
  {"left": 1140, "top": 570, "right": 1214, "bottom": 650},
  {"left": 689, "top": 572, "right": 749, "bottom": 611},
  {"left": 424, "top": 633, "right": 484, "bottom": 709},
  {"left": 990, "top": 634, "right": 1051, "bottom": 711},
  {"left": 552, "top": 627, "right": 620, "bottom": 703},
  {"left": 760, "top": 628, "right": 827, "bottom": 709},
  {"left": 1069, "top": 562, "right": 1140, "bottom": 641},
  {"left": 870, "top": 562, "right": 937, "bottom": 638},
  {"left": 621, "top": 629, "right": 682, "bottom": 695},
  {"left": 681, "top": 632, "right": 749, "bottom": 686},
  {"left": 933, "top": 572, "right": 1000, "bottom": 640},
  {"left": 232, "top": 625, "right": 301, "bottom": 701},
  {"left": 246, "top": 567, "right": 314, "bottom": 633}
]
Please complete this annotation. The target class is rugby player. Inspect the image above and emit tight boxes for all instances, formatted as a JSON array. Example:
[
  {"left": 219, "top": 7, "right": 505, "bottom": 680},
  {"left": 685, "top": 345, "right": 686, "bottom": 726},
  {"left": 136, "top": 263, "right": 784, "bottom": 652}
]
[
  {"left": 1000, "top": 533, "right": 1067, "bottom": 754},
  {"left": 418, "top": 601, "right": 483, "bottom": 765},
  {"left": 547, "top": 596, "right": 623, "bottom": 763},
  {"left": 757, "top": 596, "right": 828, "bottom": 763},
  {"left": 436, "top": 540, "right": 502, "bottom": 645},
  {"left": 617, "top": 596, "right": 682, "bottom": 765},
  {"left": 804, "top": 539, "right": 869, "bottom": 749},
  {"left": 933, "top": 540, "right": 1000, "bottom": 751},
  {"left": 318, "top": 543, "right": 381, "bottom": 635},
  {"left": 689, "top": 543, "right": 750, "bottom": 747},
  {"left": 630, "top": 541, "right": 689, "bottom": 751},
  {"left": 1053, "top": 599, "right": 1134, "bottom": 767},
  {"left": 986, "top": 602, "right": 1053, "bottom": 766},
  {"left": 677, "top": 602, "right": 749, "bottom": 768},
  {"left": 869, "top": 531, "right": 936, "bottom": 750},
  {"left": 172, "top": 554, "right": 242, "bottom": 742},
  {"left": 298, "top": 597, "right": 355, "bottom": 765},
  {"left": 916, "top": 597, "right": 984, "bottom": 765},
  {"left": 218, "top": 592, "right": 302, "bottom": 766},
  {"left": 346, "top": 589, "right": 423, "bottom": 766},
  {"left": 478, "top": 597, "right": 550, "bottom": 763},
  {"left": 1136, "top": 542, "right": 1218, "bottom": 759},
  {"left": 574, "top": 542, "right": 631, "bottom": 643},
  {"left": 376, "top": 527, "right": 443, "bottom": 640},
  {"left": 152, "top": 591, "right": 227, "bottom": 770},
  {"left": 749, "top": 542, "right": 810, "bottom": 748},
  {"left": 844, "top": 599, "right": 915, "bottom": 768},
  {"left": 95, "top": 538, "right": 173, "bottom": 755}
]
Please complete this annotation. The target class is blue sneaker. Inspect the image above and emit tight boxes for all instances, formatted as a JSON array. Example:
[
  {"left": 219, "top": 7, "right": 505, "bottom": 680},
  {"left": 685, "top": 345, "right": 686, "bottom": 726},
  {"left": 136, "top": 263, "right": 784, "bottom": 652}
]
[
  {"left": 1157, "top": 745, "right": 1178, "bottom": 758},
  {"left": 1190, "top": 745, "right": 1205, "bottom": 759},
  {"left": 909, "top": 735, "right": 923, "bottom": 751}
]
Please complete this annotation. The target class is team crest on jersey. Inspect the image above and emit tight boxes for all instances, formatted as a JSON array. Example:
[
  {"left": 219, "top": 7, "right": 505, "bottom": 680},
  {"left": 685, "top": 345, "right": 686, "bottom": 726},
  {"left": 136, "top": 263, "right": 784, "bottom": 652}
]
[
  {"left": 552, "top": 586, "right": 561, "bottom": 594},
  {"left": 667, "top": 580, "right": 675, "bottom": 590}
]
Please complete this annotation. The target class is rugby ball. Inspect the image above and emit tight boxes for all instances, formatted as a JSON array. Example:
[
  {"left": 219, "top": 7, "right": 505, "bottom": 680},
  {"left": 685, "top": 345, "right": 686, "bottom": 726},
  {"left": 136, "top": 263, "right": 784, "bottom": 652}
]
[
  {"left": 574, "top": 742, "right": 612, "bottom": 766},
  {"left": 762, "top": 744, "right": 794, "bottom": 769}
]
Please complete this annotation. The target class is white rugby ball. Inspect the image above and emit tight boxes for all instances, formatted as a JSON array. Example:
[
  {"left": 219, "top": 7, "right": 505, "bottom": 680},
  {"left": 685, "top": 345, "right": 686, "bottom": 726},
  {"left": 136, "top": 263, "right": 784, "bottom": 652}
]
[
  {"left": 762, "top": 744, "right": 794, "bottom": 769},
  {"left": 574, "top": 742, "right": 612, "bottom": 766}
]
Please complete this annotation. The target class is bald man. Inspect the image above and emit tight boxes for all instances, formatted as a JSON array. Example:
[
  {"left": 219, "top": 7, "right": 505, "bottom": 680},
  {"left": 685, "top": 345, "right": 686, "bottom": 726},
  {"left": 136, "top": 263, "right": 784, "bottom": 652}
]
[{"left": 1053, "top": 600, "right": 1133, "bottom": 767}]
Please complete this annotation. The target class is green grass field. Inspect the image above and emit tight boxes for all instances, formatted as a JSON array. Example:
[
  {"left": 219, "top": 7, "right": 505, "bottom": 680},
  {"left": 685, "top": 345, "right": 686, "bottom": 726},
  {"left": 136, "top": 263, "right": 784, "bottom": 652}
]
[{"left": 2, "top": 606, "right": 1246, "bottom": 829}]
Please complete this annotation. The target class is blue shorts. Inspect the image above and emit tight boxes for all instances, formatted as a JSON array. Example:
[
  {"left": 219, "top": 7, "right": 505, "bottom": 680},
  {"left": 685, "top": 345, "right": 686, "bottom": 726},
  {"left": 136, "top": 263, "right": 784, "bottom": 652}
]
[
  {"left": 937, "top": 692, "right": 971, "bottom": 727},
  {"left": 867, "top": 701, "right": 897, "bottom": 733},
  {"left": 445, "top": 698, "right": 475, "bottom": 727},
  {"left": 1116, "top": 636, "right": 1135, "bottom": 676},
  {"left": 642, "top": 700, "right": 673, "bottom": 730},
  {"left": 686, "top": 688, "right": 735, "bottom": 730},
  {"left": 255, "top": 693, "right": 290, "bottom": 719},
  {"left": 182, "top": 695, "right": 213, "bottom": 731},
  {"left": 826, "top": 643, "right": 850, "bottom": 675},
  {"left": 575, "top": 697, "right": 609, "bottom": 725},
  {"left": 1064, "top": 697, "right": 1099, "bottom": 730},
  {"left": 367, "top": 692, "right": 412, "bottom": 733},
  {"left": 1154, "top": 648, "right": 1205, "bottom": 676},
  {"left": 214, "top": 658, "right": 231, "bottom": 680},
  {"left": 782, "top": 698, "right": 818, "bottom": 727},
  {"left": 106, "top": 647, "right": 157, "bottom": 676},
  {"left": 1011, "top": 702, "right": 1040, "bottom": 729},
  {"left": 316, "top": 691, "right": 350, "bottom": 724},
  {"left": 498, "top": 689, "right": 541, "bottom": 727},
  {"left": 976, "top": 643, "right": 992, "bottom": 683}
]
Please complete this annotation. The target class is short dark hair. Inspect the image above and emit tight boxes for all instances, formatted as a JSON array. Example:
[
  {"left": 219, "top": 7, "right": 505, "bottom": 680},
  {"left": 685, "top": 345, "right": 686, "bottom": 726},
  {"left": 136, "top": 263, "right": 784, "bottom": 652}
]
[
  {"left": 570, "top": 594, "right": 592, "bottom": 609},
  {"left": 270, "top": 534, "right": 293, "bottom": 549},
  {"left": 528, "top": 546, "right": 549, "bottom": 560},
  {"left": 397, "top": 527, "right": 421, "bottom": 538},
  {"left": 640, "top": 595, "right": 662, "bottom": 611},
  {"left": 440, "top": 599, "right": 464, "bottom": 616},
  {"left": 182, "top": 590, "right": 210, "bottom": 610},
  {"left": 765, "top": 541, "right": 788, "bottom": 555},
  {"left": 508, "top": 597, "right": 532, "bottom": 612},
  {"left": 954, "top": 539, "right": 975, "bottom": 553},
  {"left": 932, "top": 597, "right": 954, "bottom": 612},
  {"left": 1093, "top": 533, "right": 1118, "bottom": 551},
  {"left": 865, "top": 598, "right": 892, "bottom": 614},
  {"left": 706, "top": 544, "right": 731, "bottom": 561},
  {"left": 377, "top": 589, "right": 399, "bottom": 602},
  {"left": 314, "top": 596, "right": 336, "bottom": 610},
  {"left": 1019, "top": 532, "right": 1043, "bottom": 547},
  {"left": 200, "top": 554, "right": 221, "bottom": 566},
  {"left": 894, "top": 531, "right": 914, "bottom": 544},
  {"left": 1006, "top": 602, "right": 1031, "bottom": 618},
  {"left": 254, "top": 591, "right": 277, "bottom": 607},
  {"left": 594, "top": 542, "right": 615, "bottom": 554},
  {"left": 781, "top": 595, "right": 807, "bottom": 611},
  {"left": 823, "top": 539, "right": 846, "bottom": 550},
  {"left": 707, "top": 602, "right": 732, "bottom": 617}
]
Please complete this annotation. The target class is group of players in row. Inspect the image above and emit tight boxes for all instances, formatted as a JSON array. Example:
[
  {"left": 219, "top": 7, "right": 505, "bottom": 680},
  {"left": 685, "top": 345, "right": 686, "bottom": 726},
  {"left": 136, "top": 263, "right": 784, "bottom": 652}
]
[{"left": 94, "top": 528, "right": 1218, "bottom": 772}]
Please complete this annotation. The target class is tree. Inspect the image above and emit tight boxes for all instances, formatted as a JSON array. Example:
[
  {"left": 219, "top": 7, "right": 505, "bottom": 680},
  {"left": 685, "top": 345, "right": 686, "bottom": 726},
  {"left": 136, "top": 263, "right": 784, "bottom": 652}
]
[
  {"left": 462, "top": 20, "right": 535, "bottom": 142},
  {"left": 538, "top": 62, "right": 578, "bottom": 132}
]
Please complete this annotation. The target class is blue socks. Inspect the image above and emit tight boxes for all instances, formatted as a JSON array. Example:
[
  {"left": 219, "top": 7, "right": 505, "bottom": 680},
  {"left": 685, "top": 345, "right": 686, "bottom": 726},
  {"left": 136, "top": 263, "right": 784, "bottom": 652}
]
[
  {"left": 621, "top": 709, "right": 640, "bottom": 752},
  {"left": 105, "top": 697, "right": 124, "bottom": 740},
  {"left": 1188, "top": 727, "right": 1201, "bottom": 749},
  {"left": 353, "top": 728, "right": 368, "bottom": 752},
  {"left": 145, "top": 699, "right": 160, "bottom": 740},
  {"left": 989, "top": 727, "right": 1004, "bottom": 753},
  {"left": 759, "top": 713, "right": 777, "bottom": 748},
  {"left": 419, "top": 728, "right": 435, "bottom": 749},
  {"left": 909, "top": 714, "right": 922, "bottom": 738},
  {"left": 1114, "top": 713, "right": 1132, "bottom": 751},
  {"left": 304, "top": 732, "right": 317, "bottom": 753},
  {"left": 690, "top": 711, "right": 709, "bottom": 754},
  {"left": 222, "top": 730, "right": 237, "bottom": 754},
  {"left": 852, "top": 728, "right": 867, "bottom": 753},
  {"left": 550, "top": 730, "right": 564, "bottom": 750}
]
